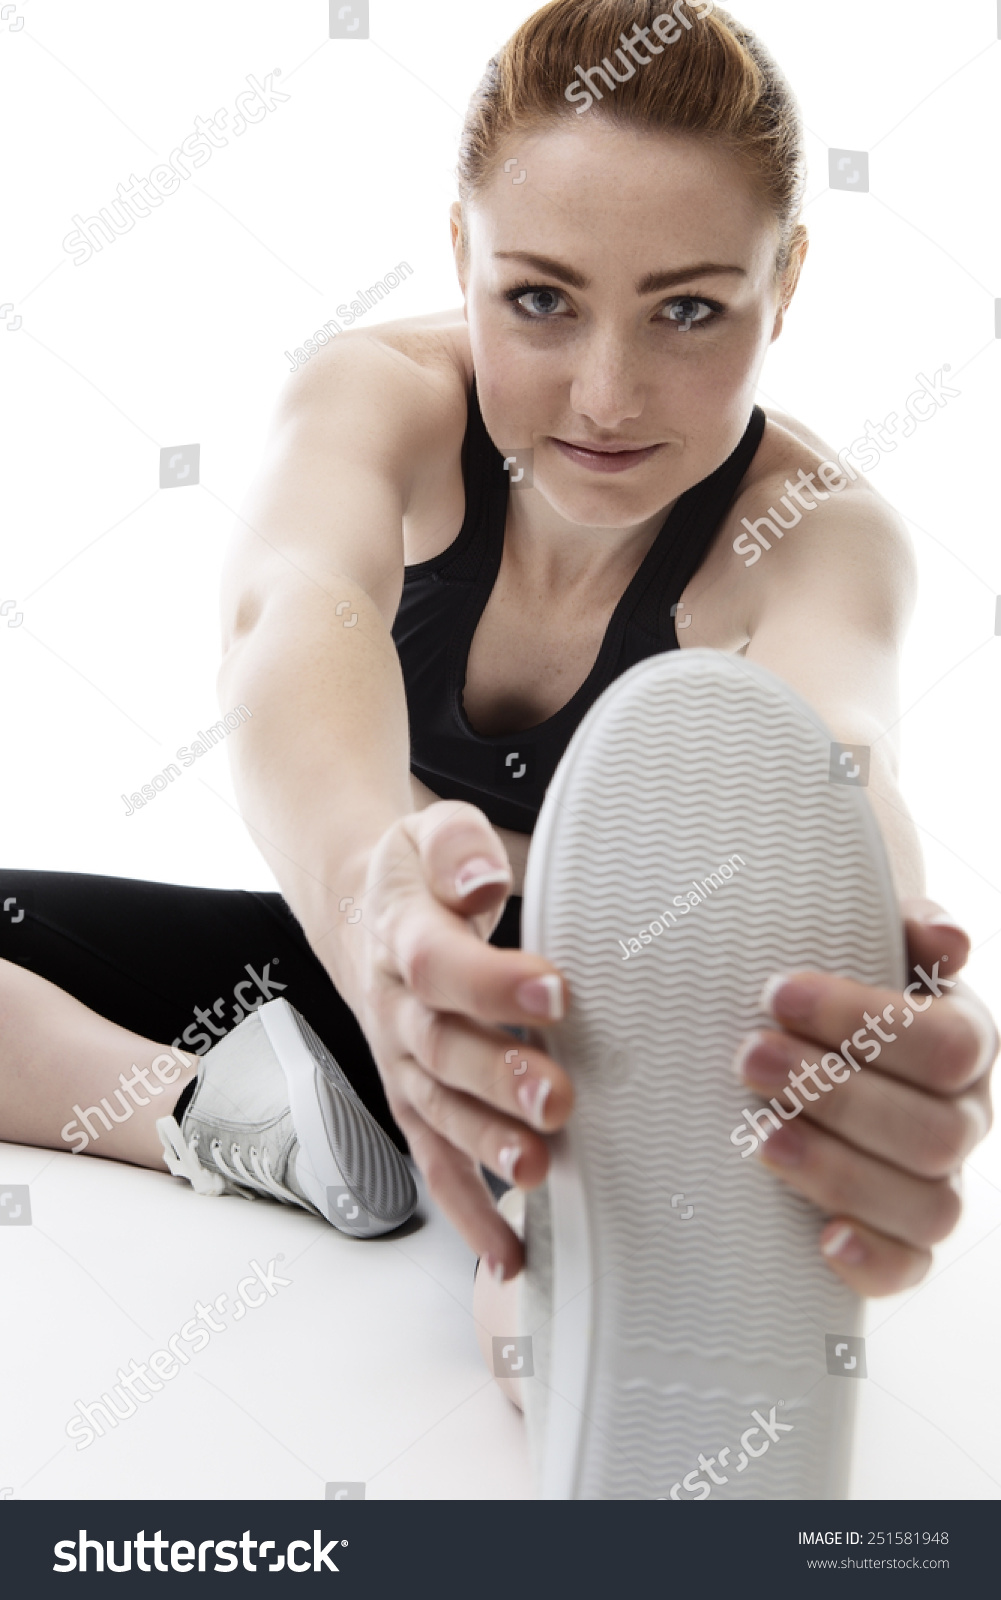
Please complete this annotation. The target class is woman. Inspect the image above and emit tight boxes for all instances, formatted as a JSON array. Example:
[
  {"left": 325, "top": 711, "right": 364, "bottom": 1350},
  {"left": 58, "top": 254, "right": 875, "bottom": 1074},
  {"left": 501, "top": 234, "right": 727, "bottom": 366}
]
[{"left": 1, "top": 0, "right": 995, "bottom": 1495}]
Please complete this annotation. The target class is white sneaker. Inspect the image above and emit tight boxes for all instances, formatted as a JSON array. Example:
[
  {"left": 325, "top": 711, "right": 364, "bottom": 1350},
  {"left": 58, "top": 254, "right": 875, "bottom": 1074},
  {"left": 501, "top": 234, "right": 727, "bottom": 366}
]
[
  {"left": 520, "top": 648, "right": 904, "bottom": 1499},
  {"left": 157, "top": 998, "right": 418, "bottom": 1237}
]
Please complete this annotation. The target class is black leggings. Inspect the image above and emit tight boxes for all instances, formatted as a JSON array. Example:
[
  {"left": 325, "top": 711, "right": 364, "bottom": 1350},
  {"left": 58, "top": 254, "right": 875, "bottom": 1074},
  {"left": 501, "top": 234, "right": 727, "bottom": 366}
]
[{"left": 0, "top": 868, "right": 522, "bottom": 1157}]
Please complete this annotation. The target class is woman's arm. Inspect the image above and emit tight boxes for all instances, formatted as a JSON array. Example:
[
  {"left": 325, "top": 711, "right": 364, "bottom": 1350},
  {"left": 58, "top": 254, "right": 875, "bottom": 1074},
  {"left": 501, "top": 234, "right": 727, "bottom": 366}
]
[
  {"left": 741, "top": 483, "right": 923, "bottom": 899},
  {"left": 216, "top": 337, "right": 451, "bottom": 976},
  {"left": 729, "top": 477, "right": 996, "bottom": 1296},
  {"left": 215, "top": 334, "right": 575, "bottom": 1274}
]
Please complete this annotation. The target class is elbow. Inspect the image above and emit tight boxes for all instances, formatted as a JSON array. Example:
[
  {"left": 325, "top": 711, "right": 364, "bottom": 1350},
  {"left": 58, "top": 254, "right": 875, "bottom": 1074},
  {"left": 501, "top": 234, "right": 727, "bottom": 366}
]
[{"left": 218, "top": 585, "right": 266, "bottom": 696}]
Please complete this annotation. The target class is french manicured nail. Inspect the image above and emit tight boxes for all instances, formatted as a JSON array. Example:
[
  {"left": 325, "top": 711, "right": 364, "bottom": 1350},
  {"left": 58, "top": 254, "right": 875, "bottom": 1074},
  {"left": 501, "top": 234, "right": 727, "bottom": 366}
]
[
  {"left": 517, "top": 1076, "right": 552, "bottom": 1127},
  {"left": 734, "top": 1030, "right": 791, "bottom": 1084},
  {"left": 497, "top": 1144, "right": 522, "bottom": 1184},
  {"left": 916, "top": 907, "right": 965, "bottom": 937},
  {"left": 821, "top": 1224, "right": 866, "bottom": 1266},
  {"left": 760, "top": 972, "right": 822, "bottom": 1026},
  {"left": 515, "top": 974, "right": 565, "bottom": 1020},
  {"left": 758, "top": 1124, "right": 805, "bottom": 1167},
  {"left": 484, "top": 1253, "right": 505, "bottom": 1284},
  {"left": 454, "top": 857, "right": 510, "bottom": 898}
]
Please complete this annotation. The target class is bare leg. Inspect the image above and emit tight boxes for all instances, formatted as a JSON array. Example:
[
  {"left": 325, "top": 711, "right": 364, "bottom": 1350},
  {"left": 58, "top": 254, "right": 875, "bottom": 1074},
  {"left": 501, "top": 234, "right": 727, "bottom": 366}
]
[
  {"left": 474, "top": 1258, "right": 526, "bottom": 1411},
  {"left": 0, "top": 957, "right": 200, "bottom": 1170}
]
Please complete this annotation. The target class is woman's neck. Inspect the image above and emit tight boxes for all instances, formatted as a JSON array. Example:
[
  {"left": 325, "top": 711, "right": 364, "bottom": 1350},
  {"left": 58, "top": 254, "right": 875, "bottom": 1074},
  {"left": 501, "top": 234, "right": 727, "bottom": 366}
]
[{"left": 503, "top": 487, "right": 675, "bottom": 600}]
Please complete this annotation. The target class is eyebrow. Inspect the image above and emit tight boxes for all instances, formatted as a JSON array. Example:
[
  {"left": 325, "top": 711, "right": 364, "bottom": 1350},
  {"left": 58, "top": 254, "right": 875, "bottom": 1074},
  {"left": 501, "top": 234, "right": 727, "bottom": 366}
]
[{"left": 493, "top": 251, "right": 747, "bottom": 294}]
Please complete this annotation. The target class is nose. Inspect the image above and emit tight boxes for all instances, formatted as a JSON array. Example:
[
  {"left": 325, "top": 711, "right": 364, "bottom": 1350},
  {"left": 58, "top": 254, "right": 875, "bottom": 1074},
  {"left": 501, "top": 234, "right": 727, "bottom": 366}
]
[{"left": 569, "top": 330, "right": 645, "bottom": 431}]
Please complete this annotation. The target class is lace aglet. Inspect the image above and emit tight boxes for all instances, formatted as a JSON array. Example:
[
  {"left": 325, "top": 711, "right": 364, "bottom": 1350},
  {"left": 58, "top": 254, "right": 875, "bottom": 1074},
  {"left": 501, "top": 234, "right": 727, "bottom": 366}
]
[{"left": 156, "top": 1115, "right": 227, "bottom": 1196}]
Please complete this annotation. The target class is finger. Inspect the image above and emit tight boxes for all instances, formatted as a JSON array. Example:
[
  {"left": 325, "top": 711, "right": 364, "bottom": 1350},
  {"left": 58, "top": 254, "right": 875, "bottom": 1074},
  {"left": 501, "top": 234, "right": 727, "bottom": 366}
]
[
  {"left": 394, "top": 993, "right": 572, "bottom": 1131},
  {"left": 394, "top": 1102, "right": 525, "bottom": 1278},
  {"left": 900, "top": 896, "right": 971, "bottom": 978},
  {"left": 394, "top": 1055, "right": 550, "bottom": 1190},
  {"left": 754, "top": 1117, "right": 962, "bottom": 1250},
  {"left": 737, "top": 1028, "right": 989, "bottom": 1177},
  {"left": 390, "top": 878, "right": 567, "bottom": 1027},
  {"left": 760, "top": 970, "right": 995, "bottom": 1093},
  {"left": 818, "top": 1217, "right": 932, "bottom": 1297},
  {"left": 410, "top": 800, "right": 515, "bottom": 913}
]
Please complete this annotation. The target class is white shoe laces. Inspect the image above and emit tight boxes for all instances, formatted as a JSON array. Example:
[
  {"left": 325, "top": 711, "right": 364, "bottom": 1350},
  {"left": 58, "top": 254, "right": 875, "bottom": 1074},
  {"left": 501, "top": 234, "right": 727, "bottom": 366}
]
[
  {"left": 211, "top": 1136, "right": 302, "bottom": 1206},
  {"left": 157, "top": 1116, "right": 228, "bottom": 1196},
  {"left": 157, "top": 1116, "right": 304, "bottom": 1209}
]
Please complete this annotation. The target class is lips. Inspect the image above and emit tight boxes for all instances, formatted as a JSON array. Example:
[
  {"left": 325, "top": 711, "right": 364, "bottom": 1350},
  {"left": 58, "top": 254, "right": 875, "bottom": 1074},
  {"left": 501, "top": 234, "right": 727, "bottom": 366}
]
[{"left": 551, "top": 437, "right": 664, "bottom": 474}]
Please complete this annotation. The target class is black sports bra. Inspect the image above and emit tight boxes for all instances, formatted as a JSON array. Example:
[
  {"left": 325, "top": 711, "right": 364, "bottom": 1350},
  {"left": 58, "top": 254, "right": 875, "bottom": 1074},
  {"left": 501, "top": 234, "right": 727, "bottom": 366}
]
[{"left": 391, "top": 381, "right": 766, "bottom": 842}]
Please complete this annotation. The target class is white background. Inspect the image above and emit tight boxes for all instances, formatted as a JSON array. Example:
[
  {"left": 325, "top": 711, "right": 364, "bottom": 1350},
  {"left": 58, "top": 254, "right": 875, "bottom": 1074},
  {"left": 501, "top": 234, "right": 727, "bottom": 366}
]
[{"left": 0, "top": 0, "right": 999, "bottom": 1501}]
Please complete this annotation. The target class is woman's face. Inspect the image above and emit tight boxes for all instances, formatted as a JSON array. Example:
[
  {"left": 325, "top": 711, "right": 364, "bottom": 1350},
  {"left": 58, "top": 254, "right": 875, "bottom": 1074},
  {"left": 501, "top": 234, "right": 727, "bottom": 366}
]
[{"left": 453, "top": 120, "right": 797, "bottom": 530}]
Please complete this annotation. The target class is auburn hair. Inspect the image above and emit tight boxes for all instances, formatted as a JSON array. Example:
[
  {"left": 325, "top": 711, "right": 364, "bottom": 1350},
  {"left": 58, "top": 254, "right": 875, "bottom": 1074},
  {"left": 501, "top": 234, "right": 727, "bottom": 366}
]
[{"left": 457, "top": 0, "right": 807, "bottom": 278}]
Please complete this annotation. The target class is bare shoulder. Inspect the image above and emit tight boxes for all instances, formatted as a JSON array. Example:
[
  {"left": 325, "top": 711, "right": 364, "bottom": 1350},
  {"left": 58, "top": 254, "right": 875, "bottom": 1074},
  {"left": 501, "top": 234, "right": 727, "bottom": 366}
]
[
  {"left": 220, "top": 313, "right": 475, "bottom": 635},
  {"left": 686, "top": 406, "right": 918, "bottom": 648},
  {"left": 274, "top": 309, "right": 472, "bottom": 484},
  {"left": 751, "top": 408, "right": 916, "bottom": 577}
]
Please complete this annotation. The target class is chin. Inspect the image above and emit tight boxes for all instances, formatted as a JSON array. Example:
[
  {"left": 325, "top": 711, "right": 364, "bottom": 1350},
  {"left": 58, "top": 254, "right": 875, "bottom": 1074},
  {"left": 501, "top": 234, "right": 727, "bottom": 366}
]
[
  {"left": 533, "top": 459, "right": 682, "bottom": 530},
  {"left": 530, "top": 470, "right": 671, "bottom": 528}
]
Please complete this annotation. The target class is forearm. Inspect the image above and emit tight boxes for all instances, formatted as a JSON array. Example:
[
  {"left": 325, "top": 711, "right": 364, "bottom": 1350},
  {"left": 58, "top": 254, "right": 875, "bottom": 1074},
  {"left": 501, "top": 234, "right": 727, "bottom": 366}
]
[
  {"left": 865, "top": 778, "right": 925, "bottom": 904},
  {"left": 218, "top": 578, "right": 413, "bottom": 988}
]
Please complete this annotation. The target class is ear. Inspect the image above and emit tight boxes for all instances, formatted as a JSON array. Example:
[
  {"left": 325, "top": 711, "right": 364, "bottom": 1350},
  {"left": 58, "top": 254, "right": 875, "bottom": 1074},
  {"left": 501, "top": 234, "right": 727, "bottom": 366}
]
[
  {"left": 770, "top": 226, "right": 809, "bottom": 343},
  {"left": 450, "top": 201, "right": 468, "bottom": 298}
]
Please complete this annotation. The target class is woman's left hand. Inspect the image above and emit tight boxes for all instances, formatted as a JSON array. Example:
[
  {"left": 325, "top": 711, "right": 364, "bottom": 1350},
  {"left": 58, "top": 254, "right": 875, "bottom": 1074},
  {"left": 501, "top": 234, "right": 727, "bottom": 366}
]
[{"left": 736, "top": 898, "right": 997, "bottom": 1296}]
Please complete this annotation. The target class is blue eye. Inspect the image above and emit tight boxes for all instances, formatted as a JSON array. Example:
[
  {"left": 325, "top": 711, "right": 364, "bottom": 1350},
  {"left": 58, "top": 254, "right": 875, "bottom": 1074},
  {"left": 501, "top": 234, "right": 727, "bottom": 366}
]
[
  {"left": 508, "top": 285, "right": 568, "bottom": 318},
  {"left": 663, "top": 296, "right": 718, "bottom": 330}
]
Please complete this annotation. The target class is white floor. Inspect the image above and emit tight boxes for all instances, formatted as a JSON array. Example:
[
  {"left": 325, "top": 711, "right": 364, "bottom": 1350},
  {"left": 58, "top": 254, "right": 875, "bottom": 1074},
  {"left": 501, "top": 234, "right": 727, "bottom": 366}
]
[
  {"left": 0, "top": 1144, "right": 530, "bottom": 1501},
  {"left": 1, "top": 1128, "right": 998, "bottom": 1501}
]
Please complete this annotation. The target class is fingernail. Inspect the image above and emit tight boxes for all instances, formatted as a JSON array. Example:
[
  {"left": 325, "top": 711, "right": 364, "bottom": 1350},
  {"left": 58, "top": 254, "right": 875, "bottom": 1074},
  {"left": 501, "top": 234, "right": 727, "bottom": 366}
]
[
  {"left": 497, "top": 1144, "right": 522, "bottom": 1184},
  {"left": 454, "top": 857, "right": 510, "bottom": 898},
  {"left": 757, "top": 1124, "right": 805, "bottom": 1167},
  {"left": 517, "top": 1076, "right": 552, "bottom": 1127},
  {"left": 484, "top": 1253, "right": 505, "bottom": 1284},
  {"left": 916, "top": 907, "right": 964, "bottom": 935},
  {"left": 821, "top": 1224, "right": 866, "bottom": 1266},
  {"left": 734, "top": 1030, "right": 791, "bottom": 1085},
  {"left": 760, "top": 972, "right": 821, "bottom": 1026},
  {"left": 515, "top": 974, "right": 564, "bottom": 1020}
]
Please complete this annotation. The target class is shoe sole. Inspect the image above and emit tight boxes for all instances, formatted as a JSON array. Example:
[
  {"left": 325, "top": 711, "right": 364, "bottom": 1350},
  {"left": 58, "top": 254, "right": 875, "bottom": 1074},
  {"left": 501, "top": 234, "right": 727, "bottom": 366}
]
[
  {"left": 521, "top": 648, "right": 905, "bottom": 1500},
  {"left": 258, "top": 999, "right": 418, "bottom": 1236}
]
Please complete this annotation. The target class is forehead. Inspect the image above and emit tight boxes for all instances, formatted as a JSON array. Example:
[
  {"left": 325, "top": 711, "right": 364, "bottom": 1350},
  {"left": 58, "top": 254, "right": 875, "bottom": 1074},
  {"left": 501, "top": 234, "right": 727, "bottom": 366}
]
[{"left": 466, "top": 119, "right": 779, "bottom": 278}]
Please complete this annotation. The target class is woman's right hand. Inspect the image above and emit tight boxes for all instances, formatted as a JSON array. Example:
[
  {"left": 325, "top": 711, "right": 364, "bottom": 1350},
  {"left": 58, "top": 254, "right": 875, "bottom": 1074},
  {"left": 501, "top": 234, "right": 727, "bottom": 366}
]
[{"left": 329, "top": 800, "right": 574, "bottom": 1278}]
